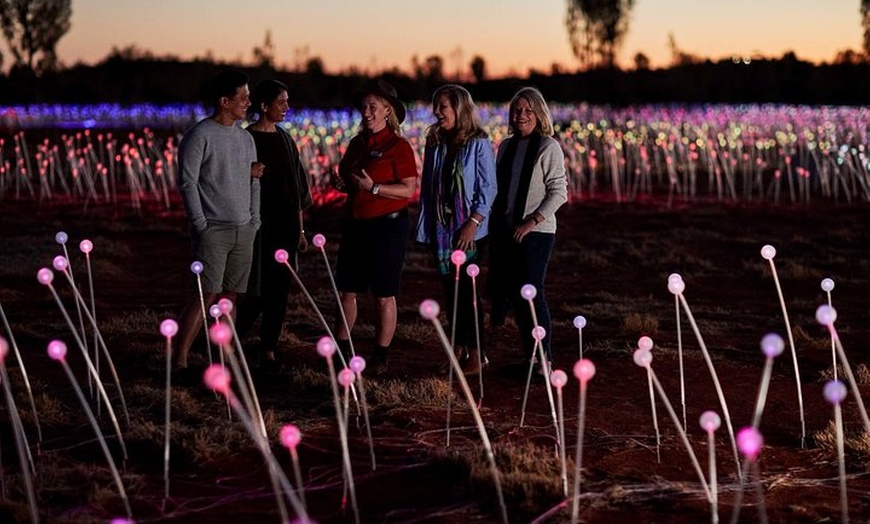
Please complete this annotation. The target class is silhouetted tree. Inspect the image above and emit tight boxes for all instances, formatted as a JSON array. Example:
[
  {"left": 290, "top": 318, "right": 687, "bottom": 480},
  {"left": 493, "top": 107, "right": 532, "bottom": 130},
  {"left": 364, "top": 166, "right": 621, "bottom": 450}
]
[
  {"left": 470, "top": 55, "right": 486, "bottom": 83},
  {"left": 305, "top": 56, "right": 324, "bottom": 76},
  {"left": 252, "top": 29, "right": 275, "bottom": 69},
  {"left": 423, "top": 54, "right": 445, "bottom": 83},
  {"left": 565, "top": 0, "right": 635, "bottom": 69},
  {"left": 834, "top": 48, "right": 866, "bottom": 64},
  {"left": 667, "top": 32, "right": 701, "bottom": 66},
  {"left": 862, "top": 0, "right": 870, "bottom": 57},
  {"left": 0, "top": 0, "right": 71, "bottom": 75},
  {"left": 633, "top": 51, "right": 649, "bottom": 70}
]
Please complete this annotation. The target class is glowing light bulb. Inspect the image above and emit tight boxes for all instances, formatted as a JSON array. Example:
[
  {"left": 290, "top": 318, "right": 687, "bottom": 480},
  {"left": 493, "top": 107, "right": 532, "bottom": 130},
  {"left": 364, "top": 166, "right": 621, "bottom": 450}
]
[
  {"left": 316, "top": 336, "right": 336, "bottom": 357},
  {"left": 338, "top": 368, "right": 356, "bottom": 387},
  {"left": 633, "top": 348, "right": 652, "bottom": 367},
  {"left": 668, "top": 273, "right": 683, "bottom": 284},
  {"left": 573, "top": 358, "right": 596, "bottom": 382},
  {"left": 466, "top": 264, "right": 480, "bottom": 278},
  {"left": 55, "top": 231, "right": 68, "bottom": 245},
  {"left": 204, "top": 364, "right": 231, "bottom": 393},
  {"left": 312, "top": 234, "right": 326, "bottom": 248},
  {"left": 668, "top": 279, "right": 685, "bottom": 295},
  {"left": 532, "top": 326, "right": 546, "bottom": 341},
  {"left": 37, "top": 268, "right": 54, "bottom": 285},
  {"left": 824, "top": 380, "right": 847, "bottom": 405},
  {"left": 274, "top": 249, "right": 289, "bottom": 263},
  {"left": 760, "top": 333, "right": 784, "bottom": 358},
  {"left": 218, "top": 298, "right": 233, "bottom": 315},
  {"left": 521, "top": 284, "right": 537, "bottom": 300},
  {"left": 638, "top": 336, "right": 653, "bottom": 351},
  {"left": 190, "top": 261, "right": 203, "bottom": 275},
  {"left": 573, "top": 315, "right": 587, "bottom": 329},
  {"left": 280, "top": 424, "right": 302, "bottom": 449},
  {"left": 699, "top": 410, "right": 721, "bottom": 432},
  {"left": 450, "top": 250, "right": 466, "bottom": 267},
  {"left": 160, "top": 319, "right": 178, "bottom": 338},
  {"left": 47, "top": 340, "right": 67, "bottom": 360},
  {"left": 209, "top": 323, "right": 232, "bottom": 345},
  {"left": 736, "top": 426, "right": 763, "bottom": 460},
  {"left": 550, "top": 369, "right": 568, "bottom": 388},
  {"left": 79, "top": 239, "right": 93, "bottom": 254},
  {"left": 0, "top": 336, "right": 8, "bottom": 360},
  {"left": 209, "top": 304, "right": 221, "bottom": 319},
  {"left": 816, "top": 305, "right": 837, "bottom": 326},
  {"left": 349, "top": 356, "right": 366, "bottom": 374},
  {"left": 821, "top": 278, "right": 835, "bottom": 293},
  {"left": 760, "top": 245, "right": 776, "bottom": 260},
  {"left": 419, "top": 299, "right": 440, "bottom": 320},
  {"left": 52, "top": 255, "right": 68, "bottom": 272}
]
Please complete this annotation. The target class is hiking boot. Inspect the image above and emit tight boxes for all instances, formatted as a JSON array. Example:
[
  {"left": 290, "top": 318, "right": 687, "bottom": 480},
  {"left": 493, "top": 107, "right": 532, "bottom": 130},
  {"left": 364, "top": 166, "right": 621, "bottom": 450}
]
[{"left": 368, "top": 346, "right": 388, "bottom": 376}]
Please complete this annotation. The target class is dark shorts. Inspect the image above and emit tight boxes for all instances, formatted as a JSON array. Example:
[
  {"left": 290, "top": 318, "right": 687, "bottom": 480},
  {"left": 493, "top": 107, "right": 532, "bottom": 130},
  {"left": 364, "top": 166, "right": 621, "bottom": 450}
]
[
  {"left": 336, "top": 209, "right": 410, "bottom": 298},
  {"left": 192, "top": 223, "right": 257, "bottom": 294}
]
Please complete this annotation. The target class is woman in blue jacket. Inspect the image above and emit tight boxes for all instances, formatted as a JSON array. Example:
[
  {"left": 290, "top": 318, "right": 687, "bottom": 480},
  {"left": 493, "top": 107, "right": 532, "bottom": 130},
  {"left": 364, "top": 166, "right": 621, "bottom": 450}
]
[{"left": 415, "top": 85, "right": 496, "bottom": 374}]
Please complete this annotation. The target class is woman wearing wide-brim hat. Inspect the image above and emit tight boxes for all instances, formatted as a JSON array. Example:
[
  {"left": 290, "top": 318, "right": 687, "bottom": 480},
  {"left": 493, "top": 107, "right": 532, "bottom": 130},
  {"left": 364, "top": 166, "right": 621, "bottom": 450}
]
[{"left": 332, "top": 78, "right": 418, "bottom": 374}]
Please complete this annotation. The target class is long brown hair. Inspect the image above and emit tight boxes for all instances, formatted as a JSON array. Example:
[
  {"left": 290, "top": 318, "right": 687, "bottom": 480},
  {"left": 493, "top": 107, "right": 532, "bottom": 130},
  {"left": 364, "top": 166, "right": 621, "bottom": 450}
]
[{"left": 425, "top": 84, "right": 486, "bottom": 147}]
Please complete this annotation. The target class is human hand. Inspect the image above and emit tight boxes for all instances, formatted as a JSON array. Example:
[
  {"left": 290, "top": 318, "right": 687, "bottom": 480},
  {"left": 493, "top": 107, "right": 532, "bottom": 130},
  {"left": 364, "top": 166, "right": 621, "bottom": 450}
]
[
  {"left": 512, "top": 219, "right": 537, "bottom": 243},
  {"left": 350, "top": 169, "right": 374, "bottom": 192},
  {"left": 454, "top": 221, "right": 477, "bottom": 251},
  {"left": 251, "top": 162, "right": 265, "bottom": 179}
]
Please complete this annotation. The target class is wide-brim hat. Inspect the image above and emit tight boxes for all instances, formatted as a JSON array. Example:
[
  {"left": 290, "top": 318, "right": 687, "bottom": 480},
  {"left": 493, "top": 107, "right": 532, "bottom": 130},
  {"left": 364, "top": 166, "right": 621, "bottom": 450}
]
[{"left": 357, "top": 79, "right": 406, "bottom": 124}]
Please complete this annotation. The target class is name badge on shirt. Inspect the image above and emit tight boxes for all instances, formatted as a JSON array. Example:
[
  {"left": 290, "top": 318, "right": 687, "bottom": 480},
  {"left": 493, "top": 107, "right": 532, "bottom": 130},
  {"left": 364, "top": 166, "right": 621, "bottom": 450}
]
[{"left": 370, "top": 150, "right": 383, "bottom": 158}]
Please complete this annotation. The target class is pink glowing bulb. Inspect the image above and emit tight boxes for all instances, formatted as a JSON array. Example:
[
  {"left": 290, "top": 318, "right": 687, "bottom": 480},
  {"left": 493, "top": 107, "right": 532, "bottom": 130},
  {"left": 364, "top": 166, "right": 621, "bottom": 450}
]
[
  {"left": 37, "top": 268, "right": 54, "bottom": 285},
  {"left": 573, "top": 315, "right": 587, "bottom": 329},
  {"left": 209, "top": 304, "right": 221, "bottom": 319},
  {"left": 109, "top": 519, "right": 134, "bottom": 524},
  {"left": 160, "top": 319, "right": 178, "bottom": 338},
  {"left": 531, "top": 326, "right": 546, "bottom": 341},
  {"left": 274, "top": 249, "right": 289, "bottom": 263},
  {"left": 667, "top": 279, "right": 685, "bottom": 295},
  {"left": 338, "top": 368, "right": 356, "bottom": 387},
  {"left": 280, "top": 424, "right": 302, "bottom": 449},
  {"left": 638, "top": 336, "right": 653, "bottom": 351},
  {"left": 520, "top": 284, "right": 537, "bottom": 300},
  {"left": 821, "top": 278, "right": 835, "bottom": 293},
  {"left": 573, "top": 358, "right": 596, "bottom": 382},
  {"left": 667, "top": 273, "right": 683, "bottom": 284},
  {"left": 349, "top": 356, "right": 366, "bottom": 374},
  {"left": 218, "top": 298, "right": 233, "bottom": 315},
  {"left": 760, "top": 333, "right": 784, "bottom": 358},
  {"left": 466, "top": 264, "right": 480, "bottom": 278},
  {"left": 204, "top": 364, "right": 231, "bottom": 394},
  {"left": 736, "top": 426, "right": 763, "bottom": 460},
  {"left": 699, "top": 411, "right": 721, "bottom": 433},
  {"left": 190, "top": 261, "right": 203, "bottom": 275},
  {"left": 209, "top": 323, "right": 232, "bottom": 346},
  {"left": 816, "top": 305, "right": 837, "bottom": 326},
  {"left": 419, "top": 299, "right": 440, "bottom": 320},
  {"left": 760, "top": 244, "right": 776, "bottom": 260},
  {"left": 47, "top": 340, "right": 67, "bottom": 360},
  {"left": 450, "top": 250, "right": 466, "bottom": 267},
  {"left": 633, "top": 348, "right": 652, "bottom": 368},
  {"left": 55, "top": 231, "right": 68, "bottom": 245},
  {"left": 52, "top": 255, "right": 69, "bottom": 272},
  {"left": 316, "top": 336, "right": 336, "bottom": 357},
  {"left": 79, "top": 239, "right": 93, "bottom": 254},
  {"left": 312, "top": 234, "right": 326, "bottom": 248},
  {"left": 0, "top": 336, "right": 8, "bottom": 360},
  {"left": 550, "top": 369, "right": 568, "bottom": 388},
  {"left": 824, "top": 380, "right": 847, "bottom": 405}
]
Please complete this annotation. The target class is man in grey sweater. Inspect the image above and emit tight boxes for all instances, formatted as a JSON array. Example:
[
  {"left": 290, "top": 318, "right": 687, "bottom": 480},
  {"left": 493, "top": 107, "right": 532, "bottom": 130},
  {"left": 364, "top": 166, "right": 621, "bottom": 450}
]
[{"left": 172, "top": 70, "right": 262, "bottom": 379}]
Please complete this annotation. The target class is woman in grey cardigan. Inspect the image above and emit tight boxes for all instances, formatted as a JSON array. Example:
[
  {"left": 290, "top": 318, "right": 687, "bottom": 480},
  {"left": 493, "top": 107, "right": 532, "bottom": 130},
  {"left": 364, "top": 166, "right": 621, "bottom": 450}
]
[{"left": 488, "top": 87, "right": 567, "bottom": 370}]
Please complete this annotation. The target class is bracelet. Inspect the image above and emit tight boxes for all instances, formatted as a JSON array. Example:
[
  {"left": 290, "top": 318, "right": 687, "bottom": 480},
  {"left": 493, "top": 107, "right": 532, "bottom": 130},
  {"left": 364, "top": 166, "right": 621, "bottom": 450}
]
[
  {"left": 469, "top": 217, "right": 481, "bottom": 226},
  {"left": 300, "top": 229, "right": 305, "bottom": 234},
  {"left": 370, "top": 183, "right": 380, "bottom": 195}
]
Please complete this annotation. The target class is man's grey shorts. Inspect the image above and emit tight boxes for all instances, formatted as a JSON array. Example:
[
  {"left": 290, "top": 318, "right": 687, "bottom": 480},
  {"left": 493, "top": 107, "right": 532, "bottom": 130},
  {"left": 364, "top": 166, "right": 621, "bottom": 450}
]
[{"left": 193, "top": 223, "right": 257, "bottom": 294}]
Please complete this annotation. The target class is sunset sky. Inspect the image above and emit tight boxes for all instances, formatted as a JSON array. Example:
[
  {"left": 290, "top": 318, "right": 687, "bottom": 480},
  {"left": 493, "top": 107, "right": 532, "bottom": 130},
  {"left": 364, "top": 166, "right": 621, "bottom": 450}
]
[{"left": 55, "top": 0, "right": 864, "bottom": 76}]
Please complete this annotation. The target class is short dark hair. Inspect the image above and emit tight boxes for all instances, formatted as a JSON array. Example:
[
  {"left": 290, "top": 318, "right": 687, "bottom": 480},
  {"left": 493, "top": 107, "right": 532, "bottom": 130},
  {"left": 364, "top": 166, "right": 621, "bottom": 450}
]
[
  {"left": 209, "top": 70, "right": 249, "bottom": 110},
  {"left": 250, "top": 79, "right": 289, "bottom": 116}
]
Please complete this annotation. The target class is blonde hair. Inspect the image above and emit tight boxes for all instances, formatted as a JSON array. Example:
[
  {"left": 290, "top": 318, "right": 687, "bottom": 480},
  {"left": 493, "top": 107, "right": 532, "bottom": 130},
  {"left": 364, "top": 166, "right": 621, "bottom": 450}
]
[
  {"left": 425, "top": 84, "right": 486, "bottom": 146},
  {"left": 360, "top": 94, "right": 403, "bottom": 137},
  {"left": 508, "top": 87, "right": 554, "bottom": 137}
]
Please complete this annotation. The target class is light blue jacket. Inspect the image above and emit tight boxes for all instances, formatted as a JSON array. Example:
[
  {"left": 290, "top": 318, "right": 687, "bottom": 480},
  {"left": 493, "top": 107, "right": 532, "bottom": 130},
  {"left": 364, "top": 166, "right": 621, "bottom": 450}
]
[{"left": 414, "top": 136, "right": 497, "bottom": 243}]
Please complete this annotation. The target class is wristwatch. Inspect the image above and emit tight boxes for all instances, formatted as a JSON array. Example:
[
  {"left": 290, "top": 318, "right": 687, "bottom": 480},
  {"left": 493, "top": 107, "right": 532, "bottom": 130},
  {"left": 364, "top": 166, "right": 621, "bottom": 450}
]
[{"left": 371, "top": 183, "right": 380, "bottom": 195}]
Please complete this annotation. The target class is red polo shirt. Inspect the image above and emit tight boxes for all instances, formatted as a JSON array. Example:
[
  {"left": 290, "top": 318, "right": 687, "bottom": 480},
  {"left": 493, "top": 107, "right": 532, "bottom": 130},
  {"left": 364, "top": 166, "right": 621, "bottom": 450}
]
[{"left": 339, "top": 128, "right": 417, "bottom": 219}]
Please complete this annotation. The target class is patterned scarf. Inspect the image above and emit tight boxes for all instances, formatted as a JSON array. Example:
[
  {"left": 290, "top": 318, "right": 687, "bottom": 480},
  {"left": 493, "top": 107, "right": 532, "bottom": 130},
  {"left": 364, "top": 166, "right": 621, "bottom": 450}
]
[{"left": 432, "top": 144, "right": 476, "bottom": 274}]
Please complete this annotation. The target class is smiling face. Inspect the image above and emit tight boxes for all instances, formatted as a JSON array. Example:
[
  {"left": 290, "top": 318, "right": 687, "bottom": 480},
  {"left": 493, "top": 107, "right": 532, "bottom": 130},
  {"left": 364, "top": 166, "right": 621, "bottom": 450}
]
[
  {"left": 433, "top": 93, "right": 457, "bottom": 132},
  {"left": 222, "top": 84, "right": 251, "bottom": 121},
  {"left": 511, "top": 97, "right": 538, "bottom": 137},
  {"left": 261, "top": 90, "right": 289, "bottom": 124},
  {"left": 360, "top": 94, "right": 391, "bottom": 133}
]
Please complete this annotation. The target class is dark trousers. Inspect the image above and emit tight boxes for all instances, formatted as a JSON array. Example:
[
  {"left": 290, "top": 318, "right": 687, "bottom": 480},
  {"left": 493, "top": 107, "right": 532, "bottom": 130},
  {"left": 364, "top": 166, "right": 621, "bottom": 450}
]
[
  {"left": 437, "top": 239, "right": 487, "bottom": 351},
  {"left": 491, "top": 231, "right": 555, "bottom": 361}
]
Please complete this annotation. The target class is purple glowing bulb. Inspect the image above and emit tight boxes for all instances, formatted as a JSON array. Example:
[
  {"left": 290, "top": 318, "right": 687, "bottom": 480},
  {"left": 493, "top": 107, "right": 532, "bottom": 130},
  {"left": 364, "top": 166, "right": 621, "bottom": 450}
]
[
  {"left": 217, "top": 298, "right": 233, "bottom": 315},
  {"left": 204, "top": 364, "right": 231, "bottom": 394},
  {"left": 209, "top": 304, "right": 221, "bottom": 319},
  {"left": 349, "top": 356, "right": 366, "bottom": 374},
  {"left": 450, "top": 250, "right": 467, "bottom": 267},
  {"left": 550, "top": 369, "right": 568, "bottom": 388},
  {"left": 699, "top": 411, "right": 721, "bottom": 433},
  {"left": 638, "top": 336, "right": 654, "bottom": 351},
  {"left": 47, "top": 340, "right": 67, "bottom": 360},
  {"left": 190, "top": 261, "right": 203, "bottom": 275},
  {"left": 466, "top": 264, "right": 480, "bottom": 278},
  {"left": 52, "top": 255, "right": 69, "bottom": 272},
  {"left": 816, "top": 305, "right": 838, "bottom": 326},
  {"left": 79, "top": 239, "right": 93, "bottom": 254},
  {"left": 160, "top": 319, "right": 178, "bottom": 338},
  {"left": 667, "top": 278, "right": 685, "bottom": 295},
  {"left": 55, "top": 231, "right": 68, "bottom": 245},
  {"left": 316, "top": 336, "right": 335, "bottom": 358},
  {"left": 531, "top": 326, "right": 546, "bottom": 341},
  {"left": 633, "top": 348, "right": 652, "bottom": 368},
  {"left": 760, "top": 333, "right": 784, "bottom": 358},
  {"left": 338, "top": 368, "right": 356, "bottom": 387},
  {"left": 760, "top": 244, "right": 777, "bottom": 260},
  {"left": 280, "top": 424, "right": 302, "bottom": 449},
  {"left": 824, "top": 380, "right": 847, "bottom": 405},
  {"left": 419, "top": 299, "right": 440, "bottom": 320},
  {"left": 520, "top": 284, "right": 537, "bottom": 300},
  {"left": 274, "top": 249, "right": 289, "bottom": 264},
  {"left": 736, "top": 426, "right": 763, "bottom": 460},
  {"left": 209, "top": 323, "right": 232, "bottom": 346},
  {"left": 573, "top": 315, "right": 587, "bottom": 329},
  {"left": 821, "top": 278, "right": 835, "bottom": 293},
  {"left": 37, "top": 268, "right": 54, "bottom": 285},
  {"left": 573, "top": 358, "right": 596, "bottom": 382},
  {"left": 312, "top": 234, "right": 326, "bottom": 248},
  {"left": 109, "top": 519, "right": 134, "bottom": 524}
]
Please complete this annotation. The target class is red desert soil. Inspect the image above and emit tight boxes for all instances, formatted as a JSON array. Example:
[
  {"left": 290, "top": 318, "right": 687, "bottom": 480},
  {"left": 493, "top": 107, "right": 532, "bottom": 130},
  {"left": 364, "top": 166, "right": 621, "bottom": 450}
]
[{"left": 1, "top": 196, "right": 869, "bottom": 523}]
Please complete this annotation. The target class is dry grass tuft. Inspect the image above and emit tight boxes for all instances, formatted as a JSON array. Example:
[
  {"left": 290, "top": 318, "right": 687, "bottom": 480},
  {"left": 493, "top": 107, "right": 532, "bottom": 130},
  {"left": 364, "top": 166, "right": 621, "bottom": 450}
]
[
  {"left": 818, "top": 364, "right": 870, "bottom": 385},
  {"left": 621, "top": 312, "right": 659, "bottom": 336},
  {"left": 368, "top": 377, "right": 460, "bottom": 410},
  {"left": 813, "top": 420, "right": 870, "bottom": 464}
]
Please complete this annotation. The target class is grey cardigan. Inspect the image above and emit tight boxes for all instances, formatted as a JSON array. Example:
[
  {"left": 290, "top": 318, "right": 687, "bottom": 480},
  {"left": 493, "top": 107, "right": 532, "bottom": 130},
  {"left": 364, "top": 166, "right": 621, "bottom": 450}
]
[{"left": 496, "top": 135, "right": 568, "bottom": 233}]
